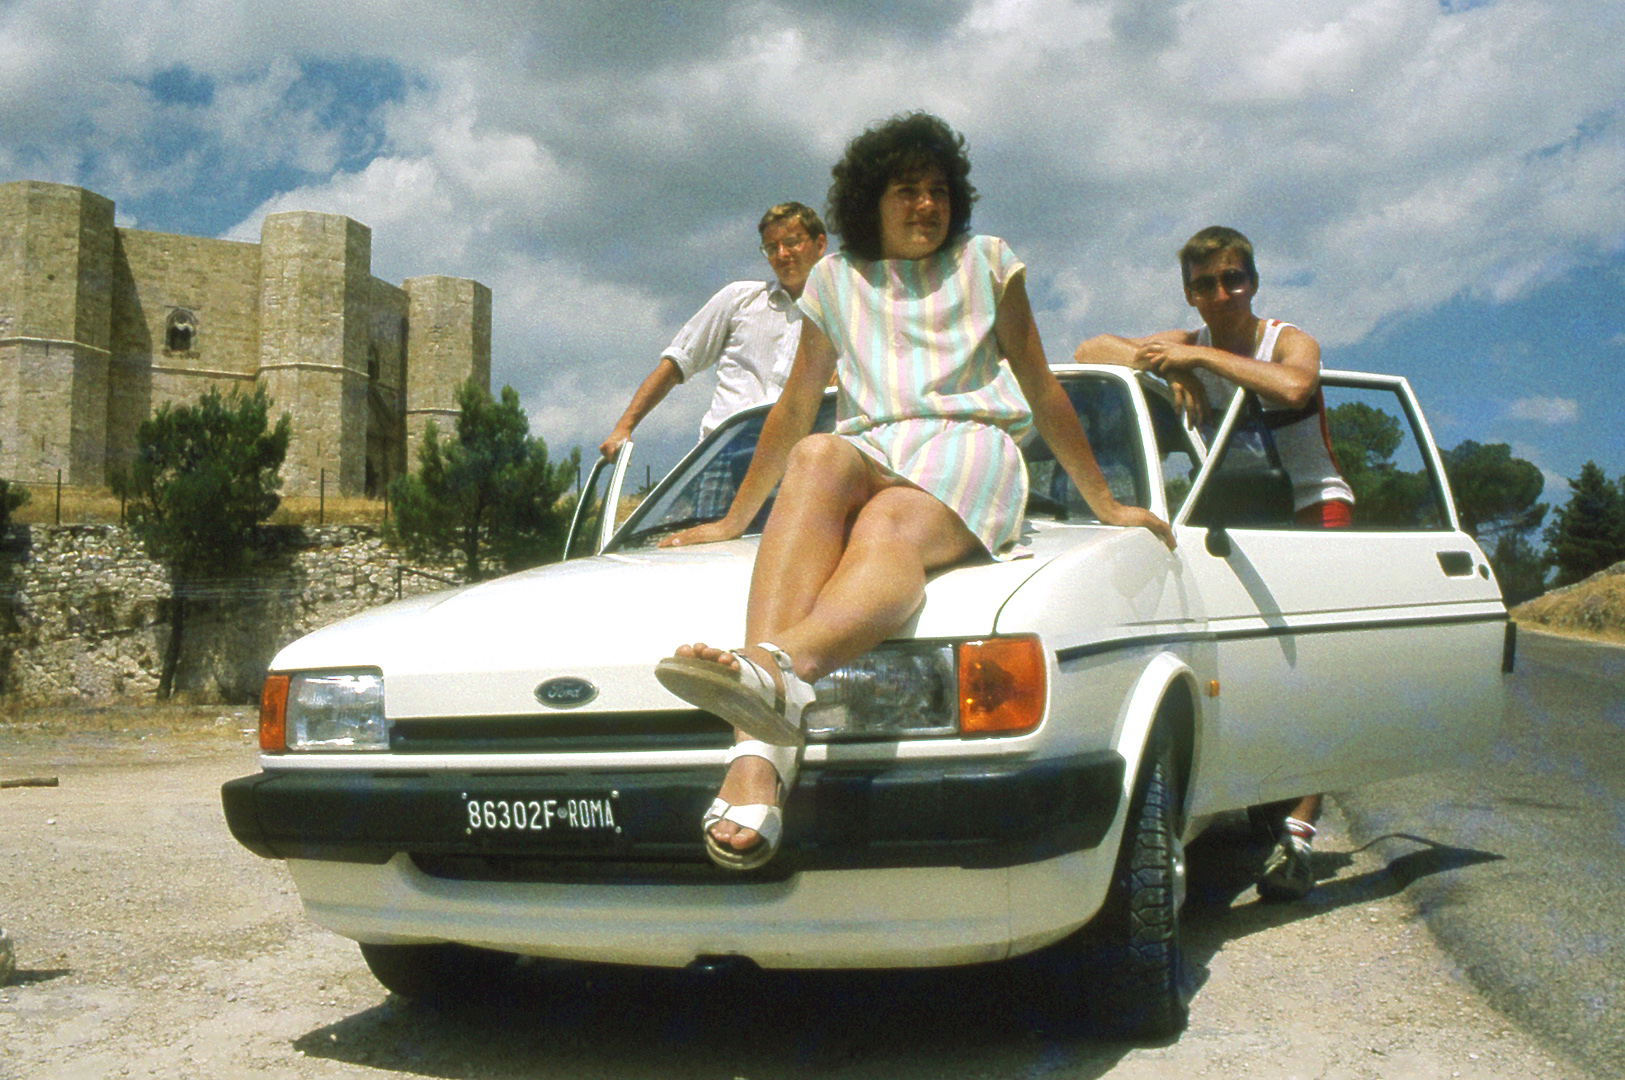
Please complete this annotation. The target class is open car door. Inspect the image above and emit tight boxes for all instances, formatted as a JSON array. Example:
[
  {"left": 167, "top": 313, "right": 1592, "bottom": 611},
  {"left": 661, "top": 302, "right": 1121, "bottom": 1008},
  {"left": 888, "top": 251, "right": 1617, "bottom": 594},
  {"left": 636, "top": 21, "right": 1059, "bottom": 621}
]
[{"left": 1171, "top": 372, "right": 1507, "bottom": 811}]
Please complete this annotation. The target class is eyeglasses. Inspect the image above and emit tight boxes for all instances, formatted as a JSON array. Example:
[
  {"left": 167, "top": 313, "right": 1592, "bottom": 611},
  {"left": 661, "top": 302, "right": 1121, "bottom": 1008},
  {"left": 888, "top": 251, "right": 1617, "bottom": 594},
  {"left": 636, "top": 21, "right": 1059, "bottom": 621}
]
[
  {"left": 1187, "top": 268, "right": 1253, "bottom": 296},
  {"left": 760, "top": 234, "right": 812, "bottom": 257}
]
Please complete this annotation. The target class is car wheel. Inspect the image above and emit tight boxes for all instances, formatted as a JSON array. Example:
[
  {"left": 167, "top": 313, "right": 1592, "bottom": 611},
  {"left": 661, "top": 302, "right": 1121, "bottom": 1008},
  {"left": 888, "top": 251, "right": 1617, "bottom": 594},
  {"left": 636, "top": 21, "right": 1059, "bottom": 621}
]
[
  {"left": 358, "top": 942, "right": 518, "bottom": 1002},
  {"left": 1095, "top": 722, "right": 1189, "bottom": 1037}
]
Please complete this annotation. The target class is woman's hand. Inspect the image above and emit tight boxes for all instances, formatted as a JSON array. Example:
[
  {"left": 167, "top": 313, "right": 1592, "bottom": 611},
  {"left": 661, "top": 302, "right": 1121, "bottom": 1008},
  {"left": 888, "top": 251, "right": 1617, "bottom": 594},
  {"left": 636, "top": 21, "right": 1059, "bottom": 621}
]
[
  {"left": 1098, "top": 502, "right": 1177, "bottom": 551},
  {"left": 659, "top": 517, "right": 746, "bottom": 548}
]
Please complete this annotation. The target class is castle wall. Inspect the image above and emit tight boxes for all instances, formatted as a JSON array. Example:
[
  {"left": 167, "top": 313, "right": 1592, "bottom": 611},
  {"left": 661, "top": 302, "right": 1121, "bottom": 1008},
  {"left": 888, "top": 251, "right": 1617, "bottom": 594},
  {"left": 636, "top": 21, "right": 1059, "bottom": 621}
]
[
  {"left": 404, "top": 275, "right": 492, "bottom": 464},
  {"left": 107, "top": 228, "right": 261, "bottom": 479},
  {"left": 0, "top": 182, "right": 115, "bottom": 484},
  {"left": 0, "top": 181, "right": 488, "bottom": 500},
  {"left": 363, "top": 279, "right": 409, "bottom": 494}
]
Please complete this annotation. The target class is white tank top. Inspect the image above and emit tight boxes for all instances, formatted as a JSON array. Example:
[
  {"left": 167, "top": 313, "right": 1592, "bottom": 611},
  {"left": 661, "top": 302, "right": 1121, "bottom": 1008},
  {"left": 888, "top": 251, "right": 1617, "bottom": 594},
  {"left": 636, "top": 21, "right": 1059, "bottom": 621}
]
[{"left": 1193, "top": 319, "right": 1355, "bottom": 513}]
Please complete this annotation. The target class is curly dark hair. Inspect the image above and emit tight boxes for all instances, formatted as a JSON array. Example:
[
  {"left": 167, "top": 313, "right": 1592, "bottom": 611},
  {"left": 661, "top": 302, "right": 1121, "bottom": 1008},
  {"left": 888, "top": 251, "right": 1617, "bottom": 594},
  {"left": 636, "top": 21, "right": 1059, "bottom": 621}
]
[{"left": 825, "top": 112, "right": 978, "bottom": 261}]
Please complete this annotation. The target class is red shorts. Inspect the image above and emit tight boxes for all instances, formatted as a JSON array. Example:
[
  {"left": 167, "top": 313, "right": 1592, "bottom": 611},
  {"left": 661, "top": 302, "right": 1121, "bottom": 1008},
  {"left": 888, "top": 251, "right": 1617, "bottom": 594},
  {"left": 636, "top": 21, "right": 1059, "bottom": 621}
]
[{"left": 1295, "top": 500, "right": 1352, "bottom": 528}]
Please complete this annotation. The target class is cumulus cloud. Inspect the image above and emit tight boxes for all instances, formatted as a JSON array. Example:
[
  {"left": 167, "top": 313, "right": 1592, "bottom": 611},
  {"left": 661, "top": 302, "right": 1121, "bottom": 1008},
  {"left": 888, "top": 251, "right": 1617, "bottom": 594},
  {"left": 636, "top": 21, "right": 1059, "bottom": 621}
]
[{"left": 4, "top": 0, "right": 1622, "bottom": 472}]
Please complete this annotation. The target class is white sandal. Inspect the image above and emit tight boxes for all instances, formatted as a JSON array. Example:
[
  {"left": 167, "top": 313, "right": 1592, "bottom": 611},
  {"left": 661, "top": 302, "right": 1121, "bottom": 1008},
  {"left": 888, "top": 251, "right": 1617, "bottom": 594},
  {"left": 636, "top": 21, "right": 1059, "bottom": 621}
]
[
  {"left": 703, "top": 740, "right": 800, "bottom": 871},
  {"left": 655, "top": 642, "right": 815, "bottom": 747}
]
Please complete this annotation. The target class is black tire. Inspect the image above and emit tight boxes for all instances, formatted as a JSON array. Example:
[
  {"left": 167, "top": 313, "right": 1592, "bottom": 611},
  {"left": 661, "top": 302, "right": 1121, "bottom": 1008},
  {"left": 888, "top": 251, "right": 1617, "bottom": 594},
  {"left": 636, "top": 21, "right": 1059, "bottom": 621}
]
[
  {"left": 357, "top": 942, "right": 518, "bottom": 1003},
  {"left": 1095, "top": 723, "right": 1189, "bottom": 1038}
]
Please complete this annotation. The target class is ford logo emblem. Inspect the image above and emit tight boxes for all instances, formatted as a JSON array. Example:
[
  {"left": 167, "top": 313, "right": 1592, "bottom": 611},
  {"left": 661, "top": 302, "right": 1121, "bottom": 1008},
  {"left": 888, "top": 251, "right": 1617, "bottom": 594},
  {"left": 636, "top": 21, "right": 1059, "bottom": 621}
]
[{"left": 535, "top": 676, "right": 599, "bottom": 709}]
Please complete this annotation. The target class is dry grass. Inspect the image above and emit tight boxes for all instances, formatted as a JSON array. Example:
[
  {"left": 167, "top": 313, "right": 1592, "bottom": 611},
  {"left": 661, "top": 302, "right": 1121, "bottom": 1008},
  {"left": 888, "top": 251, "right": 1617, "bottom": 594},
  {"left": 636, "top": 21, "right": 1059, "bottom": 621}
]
[
  {"left": 0, "top": 701, "right": 257, "bottom": 746},
  {"left": 1512, "top": 569, "right": 1625, "bottom": 647},
  {"left": 8, "top": 485, "right": 389, "bottom": 527}
]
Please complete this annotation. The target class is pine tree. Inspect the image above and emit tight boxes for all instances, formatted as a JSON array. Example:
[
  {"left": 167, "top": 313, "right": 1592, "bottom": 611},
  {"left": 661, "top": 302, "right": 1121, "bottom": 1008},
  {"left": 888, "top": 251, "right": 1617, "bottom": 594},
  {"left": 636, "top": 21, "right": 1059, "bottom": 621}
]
[
  {"left": 111, "top": 388, "right": 291, "bottom": 699},
  {"left": 386, "top": 382, "right": 580, "bottom": 580},
  {"left": 1542, "top": 461, "right": 1625, "bottom": 587},
  {"left": 0, "top": 440, "right": 28, "bottom": 530}
]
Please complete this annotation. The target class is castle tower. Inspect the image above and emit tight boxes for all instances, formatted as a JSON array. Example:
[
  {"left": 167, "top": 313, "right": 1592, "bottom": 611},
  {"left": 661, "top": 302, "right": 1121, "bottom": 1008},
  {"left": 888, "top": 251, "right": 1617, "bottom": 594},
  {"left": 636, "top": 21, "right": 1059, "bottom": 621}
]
[
  {"left": 403, "top": 275, "right": 492, "bottom": 466},
  {"left": 256, "top": 211, "right": 374, "bottom": 497},
  {"left": 0, "top": 181, "right": 115, "bottom": 484}
]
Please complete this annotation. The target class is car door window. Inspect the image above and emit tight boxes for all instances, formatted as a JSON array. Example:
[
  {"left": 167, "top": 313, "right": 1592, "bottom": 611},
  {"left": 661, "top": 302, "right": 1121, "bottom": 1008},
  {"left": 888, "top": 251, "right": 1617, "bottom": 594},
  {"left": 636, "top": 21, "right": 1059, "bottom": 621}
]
[
  {"left": 1184, "top": 393, "right": 1298, "bottom": 529},
  {"left": 1183, "top": 378, "right": 1449, "bottom": 532},
  {"left": 1023, "top": 374, "right": 1149, "bottom": 521},
  {"left": 1142, "top": 385, "right": 1203, "bottom": 519},
  {"left": 1320, "top": 384, "right": 1448, "bottom": 531}
]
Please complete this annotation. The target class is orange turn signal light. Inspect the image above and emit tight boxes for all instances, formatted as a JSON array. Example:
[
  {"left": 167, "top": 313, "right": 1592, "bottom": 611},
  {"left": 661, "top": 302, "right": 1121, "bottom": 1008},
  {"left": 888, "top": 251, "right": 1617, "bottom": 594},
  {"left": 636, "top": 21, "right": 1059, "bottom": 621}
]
[
  {"left": 259, "top": 674, "right": 289, "bottom": 751},
  {"left": 957, "top": 636, "right": 1045, "bottom": 735}
]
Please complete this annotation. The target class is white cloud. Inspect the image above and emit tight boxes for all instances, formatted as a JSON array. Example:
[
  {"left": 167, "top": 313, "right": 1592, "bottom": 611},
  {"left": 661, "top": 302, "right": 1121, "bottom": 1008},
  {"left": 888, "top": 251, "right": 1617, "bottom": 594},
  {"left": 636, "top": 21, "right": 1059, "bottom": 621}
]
[
  {"left": 1507, "top": 397, "right": 1579, "bottom": 425},
  {"left": 5, "top": 0, "right": 1624, "bottom": 476}
]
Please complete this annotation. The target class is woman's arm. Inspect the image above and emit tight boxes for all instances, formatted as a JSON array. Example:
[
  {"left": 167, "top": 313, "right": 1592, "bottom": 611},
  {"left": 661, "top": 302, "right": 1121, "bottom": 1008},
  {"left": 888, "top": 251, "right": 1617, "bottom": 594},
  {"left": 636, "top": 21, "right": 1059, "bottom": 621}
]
[
  {"left": 998, "top": 273, "right": 1176, "bottom": 550},
  {"left": 660, "top": 321, "right": 838, "bottom": 547}
]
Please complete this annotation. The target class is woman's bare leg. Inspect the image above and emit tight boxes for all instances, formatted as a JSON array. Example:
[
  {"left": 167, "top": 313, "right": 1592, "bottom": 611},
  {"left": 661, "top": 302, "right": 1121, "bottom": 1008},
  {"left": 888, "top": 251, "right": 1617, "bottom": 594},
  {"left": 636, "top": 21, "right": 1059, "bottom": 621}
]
[{"left": 701, "top": 470, "right": 982, "bottom": 851}]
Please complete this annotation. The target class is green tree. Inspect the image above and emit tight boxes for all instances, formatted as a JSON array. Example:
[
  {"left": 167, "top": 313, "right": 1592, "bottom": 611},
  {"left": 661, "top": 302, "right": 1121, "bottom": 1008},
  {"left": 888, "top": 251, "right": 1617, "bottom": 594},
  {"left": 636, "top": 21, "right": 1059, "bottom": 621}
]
[
  {"left": 386, "top": 381, "right": 580, "bottom": 580},
  {"left": 1542, "top": 461, "right": 1625, "bottom": 587},
  {"left": 0, "top": 441, "right": 28, "bottom": 530},
  {"left": 1326, "top": 401, "right": 1433, "bottom": 527},
  {"left": 1441, "top": 440, "right": 1548, "bottom": 604},
  {"left": 111, "top": 387, "right": 291, "bottom": 699}
]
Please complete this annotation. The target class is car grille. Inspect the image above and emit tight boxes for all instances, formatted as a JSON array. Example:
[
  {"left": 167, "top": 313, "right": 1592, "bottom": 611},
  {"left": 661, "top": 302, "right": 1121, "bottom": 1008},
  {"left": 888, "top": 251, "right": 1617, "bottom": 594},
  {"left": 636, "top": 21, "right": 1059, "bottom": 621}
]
[{"left": 388, "top": 710, "right": 736, "bottom": 754}]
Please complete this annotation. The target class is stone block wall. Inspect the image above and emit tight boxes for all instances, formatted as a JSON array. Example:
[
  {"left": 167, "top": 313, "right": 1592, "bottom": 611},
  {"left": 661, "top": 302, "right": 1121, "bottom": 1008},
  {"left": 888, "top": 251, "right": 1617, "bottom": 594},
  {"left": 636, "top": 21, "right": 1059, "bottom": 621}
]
[
  {"left": 107, "top": 228, "right": 262, "bottom": 479},
  {"left": 404, "top": 275, "right": 491, "bottom": 465},
  {"left": 0, "top": 182, "right": 116, "bottom": 485},
  {"left": 0, "top": 180, "right": 488, "bottom": 499},
  {"left": 0, "top": 524, "right": 464, "bottom": 705}
]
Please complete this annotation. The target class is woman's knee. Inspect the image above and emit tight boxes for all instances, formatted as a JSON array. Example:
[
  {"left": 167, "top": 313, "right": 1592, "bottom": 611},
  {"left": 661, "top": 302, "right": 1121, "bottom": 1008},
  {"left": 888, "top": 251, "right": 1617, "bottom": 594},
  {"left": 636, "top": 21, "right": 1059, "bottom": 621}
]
[
  {"left": 850, "top": 489, "right": 978, "bottom": 562},
  {"left": 782, "top": 435, "right": 869, "bottom": 495}
]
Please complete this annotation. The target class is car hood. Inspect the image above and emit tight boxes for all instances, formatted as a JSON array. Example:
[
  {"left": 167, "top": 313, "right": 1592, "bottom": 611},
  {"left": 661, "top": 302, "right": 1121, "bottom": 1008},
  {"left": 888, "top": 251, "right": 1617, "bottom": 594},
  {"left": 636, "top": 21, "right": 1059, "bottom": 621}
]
[{"left": 270, "top": 522, "right": 1117, "bottom": 718}]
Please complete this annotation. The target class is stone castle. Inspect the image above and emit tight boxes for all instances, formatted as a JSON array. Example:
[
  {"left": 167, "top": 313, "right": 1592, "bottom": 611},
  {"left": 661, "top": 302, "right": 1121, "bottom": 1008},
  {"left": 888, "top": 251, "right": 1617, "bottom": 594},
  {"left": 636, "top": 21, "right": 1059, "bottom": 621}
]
[{"left": 0, "top": 179, "right": 490, "bottom": 498}]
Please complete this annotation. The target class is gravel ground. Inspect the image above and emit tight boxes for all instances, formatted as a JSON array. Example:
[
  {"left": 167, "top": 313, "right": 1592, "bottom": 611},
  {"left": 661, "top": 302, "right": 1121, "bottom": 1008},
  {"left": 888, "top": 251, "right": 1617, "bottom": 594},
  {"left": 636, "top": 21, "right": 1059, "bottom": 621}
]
[{"left": 0, "top": 708, "right": 1598, "bottom": 1079}]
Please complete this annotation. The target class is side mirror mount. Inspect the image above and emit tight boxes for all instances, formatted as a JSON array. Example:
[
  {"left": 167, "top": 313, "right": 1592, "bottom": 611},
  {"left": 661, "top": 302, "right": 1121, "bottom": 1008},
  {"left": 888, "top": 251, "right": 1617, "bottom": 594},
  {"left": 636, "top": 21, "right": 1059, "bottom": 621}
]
[{"left": 1189, "top": 467, "right": 1295, "bottom": 557}]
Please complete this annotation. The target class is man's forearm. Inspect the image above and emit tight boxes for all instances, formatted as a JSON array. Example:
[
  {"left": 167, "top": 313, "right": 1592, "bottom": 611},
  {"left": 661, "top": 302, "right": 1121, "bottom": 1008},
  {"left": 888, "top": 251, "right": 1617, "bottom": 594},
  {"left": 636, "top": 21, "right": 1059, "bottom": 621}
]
[{"left": 602, "top": 359, "right": 684, "bottom": 457}]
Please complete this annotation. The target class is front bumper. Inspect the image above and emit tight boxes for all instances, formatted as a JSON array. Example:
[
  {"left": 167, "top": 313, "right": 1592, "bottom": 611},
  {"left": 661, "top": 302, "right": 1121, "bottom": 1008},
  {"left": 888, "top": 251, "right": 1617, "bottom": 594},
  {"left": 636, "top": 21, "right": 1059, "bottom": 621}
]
[{"left": 221, "top": 751, "right": 1125, "bottom": 874}]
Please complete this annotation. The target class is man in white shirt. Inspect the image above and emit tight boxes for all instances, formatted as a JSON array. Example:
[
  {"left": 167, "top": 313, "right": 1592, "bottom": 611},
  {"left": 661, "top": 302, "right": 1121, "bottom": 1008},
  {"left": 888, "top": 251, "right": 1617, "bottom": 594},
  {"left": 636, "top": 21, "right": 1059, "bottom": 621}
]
[{"left": 599, "top": 203, "right": 827, "bottom": 460}]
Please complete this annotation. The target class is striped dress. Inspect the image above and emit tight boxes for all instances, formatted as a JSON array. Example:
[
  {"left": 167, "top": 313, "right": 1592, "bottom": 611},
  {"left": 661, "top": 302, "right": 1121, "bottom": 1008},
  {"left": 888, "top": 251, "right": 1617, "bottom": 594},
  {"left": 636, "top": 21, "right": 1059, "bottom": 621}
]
[{"left": 796, "top": 235, "right": 1032, "bottom": 554}]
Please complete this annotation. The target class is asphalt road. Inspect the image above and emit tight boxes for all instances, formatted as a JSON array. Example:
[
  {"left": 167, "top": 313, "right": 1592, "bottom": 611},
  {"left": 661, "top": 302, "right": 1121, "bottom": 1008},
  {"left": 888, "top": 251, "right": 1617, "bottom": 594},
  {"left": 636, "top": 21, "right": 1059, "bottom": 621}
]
[{"left": 1337, "top": 628, "right": 1625, "bottom": 1080}]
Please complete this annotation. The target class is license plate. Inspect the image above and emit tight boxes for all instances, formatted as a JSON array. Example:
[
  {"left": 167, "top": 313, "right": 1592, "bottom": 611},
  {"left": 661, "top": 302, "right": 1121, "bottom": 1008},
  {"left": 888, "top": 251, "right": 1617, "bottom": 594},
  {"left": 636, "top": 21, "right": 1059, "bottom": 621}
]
[{"left": 461, "top": 791, "right": 622, "bottom": 836}]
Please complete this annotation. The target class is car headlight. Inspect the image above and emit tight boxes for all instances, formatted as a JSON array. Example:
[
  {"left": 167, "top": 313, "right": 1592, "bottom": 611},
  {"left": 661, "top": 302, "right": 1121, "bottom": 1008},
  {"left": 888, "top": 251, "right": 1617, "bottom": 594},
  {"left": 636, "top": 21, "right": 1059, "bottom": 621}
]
[
  {"left": 259, "top": 670, "right": 387, "bottom": 751},
  {"left": 803, "top": 636, "right": 1045, "bottom": 740}
]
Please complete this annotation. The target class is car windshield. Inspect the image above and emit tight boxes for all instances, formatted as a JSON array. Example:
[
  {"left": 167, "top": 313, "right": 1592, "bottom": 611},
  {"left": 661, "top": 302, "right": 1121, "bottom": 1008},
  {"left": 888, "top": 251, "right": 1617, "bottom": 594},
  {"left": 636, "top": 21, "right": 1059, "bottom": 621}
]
[{"left": 609, "top": 373, "right": 1150, "bottom": 551}]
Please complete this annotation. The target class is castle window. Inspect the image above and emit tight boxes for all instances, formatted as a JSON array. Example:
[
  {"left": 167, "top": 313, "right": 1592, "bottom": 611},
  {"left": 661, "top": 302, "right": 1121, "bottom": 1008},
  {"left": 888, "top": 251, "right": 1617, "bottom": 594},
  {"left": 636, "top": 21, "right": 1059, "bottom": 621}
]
[{"left": 166, "top": 309, "right": 198, "bottom": 353}]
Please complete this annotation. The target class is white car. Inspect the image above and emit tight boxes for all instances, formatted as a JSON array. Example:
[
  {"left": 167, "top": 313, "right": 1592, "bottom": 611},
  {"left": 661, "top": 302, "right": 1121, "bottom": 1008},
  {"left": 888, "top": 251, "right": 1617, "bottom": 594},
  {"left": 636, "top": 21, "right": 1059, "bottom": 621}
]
[{"left": 222, "top": 365, "right": 1510, "bottom": 1035}]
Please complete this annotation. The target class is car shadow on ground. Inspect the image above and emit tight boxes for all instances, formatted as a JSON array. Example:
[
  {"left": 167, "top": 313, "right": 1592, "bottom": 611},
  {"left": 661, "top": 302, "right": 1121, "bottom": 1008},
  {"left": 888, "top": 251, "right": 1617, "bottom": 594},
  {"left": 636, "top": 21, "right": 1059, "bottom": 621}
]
[
  {"left": 1178, "top": 811, "right": 1505, "bottom": 993},
  {"left": 290, "top": 812, "right": 1503, "bottom": 1079}
]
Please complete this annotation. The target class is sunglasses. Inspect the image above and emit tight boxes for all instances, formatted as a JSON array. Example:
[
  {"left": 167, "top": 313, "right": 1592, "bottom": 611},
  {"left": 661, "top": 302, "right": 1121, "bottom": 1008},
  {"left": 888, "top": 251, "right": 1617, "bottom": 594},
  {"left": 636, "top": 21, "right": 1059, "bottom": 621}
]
[{"left": 1187, "top": 268, "right": 1253, "bottom": 296}]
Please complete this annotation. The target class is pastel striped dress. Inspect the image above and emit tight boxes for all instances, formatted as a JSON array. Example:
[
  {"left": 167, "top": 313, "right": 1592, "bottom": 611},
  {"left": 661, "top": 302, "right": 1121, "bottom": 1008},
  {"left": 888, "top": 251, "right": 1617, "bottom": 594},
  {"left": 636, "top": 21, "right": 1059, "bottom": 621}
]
[{"left": 796, "top": 234, "right": 1032, "bottom": 555}]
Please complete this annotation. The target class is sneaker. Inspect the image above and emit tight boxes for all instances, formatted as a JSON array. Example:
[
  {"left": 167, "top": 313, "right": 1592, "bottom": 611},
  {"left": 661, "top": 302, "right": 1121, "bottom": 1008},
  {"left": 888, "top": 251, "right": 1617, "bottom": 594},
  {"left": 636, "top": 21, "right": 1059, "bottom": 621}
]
[{"left": 1258, "top": 832, "right": 1314, "bottom": 901}]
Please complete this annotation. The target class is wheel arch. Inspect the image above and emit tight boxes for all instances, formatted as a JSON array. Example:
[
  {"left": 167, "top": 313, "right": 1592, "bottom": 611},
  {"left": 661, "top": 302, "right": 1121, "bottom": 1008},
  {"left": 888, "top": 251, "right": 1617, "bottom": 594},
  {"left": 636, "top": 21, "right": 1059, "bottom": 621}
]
[{"left": 1113, "top": 652, "right": 1199, "bottom": 826}]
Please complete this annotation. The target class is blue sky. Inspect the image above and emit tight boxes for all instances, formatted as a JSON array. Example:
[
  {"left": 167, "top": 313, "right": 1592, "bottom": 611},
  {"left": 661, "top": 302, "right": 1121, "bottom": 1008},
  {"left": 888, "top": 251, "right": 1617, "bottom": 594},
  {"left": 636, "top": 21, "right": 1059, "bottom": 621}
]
[{"left": 4, "top": 0, "right": 1622, "bottom": 504}]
